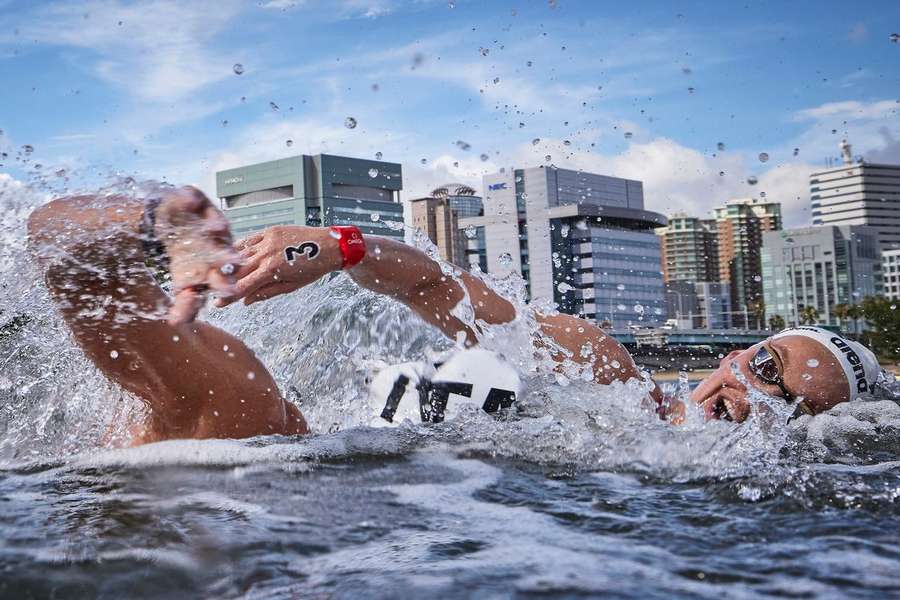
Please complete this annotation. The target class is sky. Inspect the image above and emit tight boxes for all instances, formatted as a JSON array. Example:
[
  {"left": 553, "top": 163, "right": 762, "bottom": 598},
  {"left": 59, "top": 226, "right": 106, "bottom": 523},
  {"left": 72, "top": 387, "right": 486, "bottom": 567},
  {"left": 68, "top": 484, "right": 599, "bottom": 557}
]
[{"left": 1, "top": 0, "right": 899, "bottom": 226}]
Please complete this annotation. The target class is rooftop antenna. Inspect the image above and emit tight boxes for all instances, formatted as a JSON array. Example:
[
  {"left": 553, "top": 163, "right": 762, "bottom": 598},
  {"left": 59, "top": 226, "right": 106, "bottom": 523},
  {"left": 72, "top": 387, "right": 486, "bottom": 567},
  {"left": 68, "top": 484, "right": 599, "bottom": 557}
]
[{"left": 840, "top": 139, "right": 853, "bottom": 165}]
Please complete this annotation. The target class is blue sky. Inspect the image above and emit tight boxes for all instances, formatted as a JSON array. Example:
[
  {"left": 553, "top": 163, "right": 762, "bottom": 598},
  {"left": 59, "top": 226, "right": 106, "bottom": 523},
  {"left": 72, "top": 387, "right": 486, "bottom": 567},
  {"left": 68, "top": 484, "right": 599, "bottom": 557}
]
[{"left": 1, "top": 0, "right": 899, "bottom": 225}]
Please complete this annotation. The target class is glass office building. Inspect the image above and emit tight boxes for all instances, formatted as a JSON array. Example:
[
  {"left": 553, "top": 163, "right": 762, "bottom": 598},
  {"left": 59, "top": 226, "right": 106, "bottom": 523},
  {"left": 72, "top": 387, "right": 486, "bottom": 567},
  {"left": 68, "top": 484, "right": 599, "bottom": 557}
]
[{"left": 471, "top": 166, "right": 667, "bottom": 328}]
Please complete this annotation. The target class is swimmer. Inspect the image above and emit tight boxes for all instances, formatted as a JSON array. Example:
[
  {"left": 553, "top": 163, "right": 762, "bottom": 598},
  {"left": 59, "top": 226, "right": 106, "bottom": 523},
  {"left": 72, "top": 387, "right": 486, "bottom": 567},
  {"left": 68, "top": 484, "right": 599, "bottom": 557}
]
[{"left": 28, "top": 188, "right": 886, "bottom": 446}]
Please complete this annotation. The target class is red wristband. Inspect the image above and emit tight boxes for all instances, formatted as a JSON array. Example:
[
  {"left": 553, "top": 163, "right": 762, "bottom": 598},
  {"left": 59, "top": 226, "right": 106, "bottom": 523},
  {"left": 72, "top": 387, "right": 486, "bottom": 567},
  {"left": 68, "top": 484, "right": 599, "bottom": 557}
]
[{"left": 330, "top": 226, "right": 366, "bottom": 269}]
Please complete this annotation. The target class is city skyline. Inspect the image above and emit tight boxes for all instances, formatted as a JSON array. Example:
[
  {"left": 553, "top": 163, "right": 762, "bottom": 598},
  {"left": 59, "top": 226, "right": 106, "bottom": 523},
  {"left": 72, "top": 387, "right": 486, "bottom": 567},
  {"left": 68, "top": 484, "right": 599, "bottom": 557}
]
[{"left": 2, "top": 0, "right": 900, "bottom": 227}]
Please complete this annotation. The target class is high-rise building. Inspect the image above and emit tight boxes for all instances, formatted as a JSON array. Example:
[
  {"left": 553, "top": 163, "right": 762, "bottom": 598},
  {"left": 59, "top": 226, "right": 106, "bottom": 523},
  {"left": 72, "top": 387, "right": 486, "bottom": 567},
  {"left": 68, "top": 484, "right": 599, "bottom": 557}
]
[
  {"left": 761, "top": 225, "right": 880, "bottom": 330},
  {"left": 409, "top": 184, "right": 483, "bottom": 269},
  {"left": 468, "top": 166, "right": 667, "bottom": 328},
  {"left": 811, "top": 140, "right": 900, "bottom": 249},
  {"left": 882, "top": 248, "right": 900, "bottom": 301},
  {"left": 409, "top": 198, "right": 461, "bottom": 267},
  {"left": 215, "top": 154, "right": 404, "bottom": 239},
  {"left": 656, "top": 213, "right": 719, "bottom": 284},
  {"left": 664, "top": 281, "right": 731, "bottom": 330},
  {"left": 714, "top": 197, "right": 782, "bottom": 325}
]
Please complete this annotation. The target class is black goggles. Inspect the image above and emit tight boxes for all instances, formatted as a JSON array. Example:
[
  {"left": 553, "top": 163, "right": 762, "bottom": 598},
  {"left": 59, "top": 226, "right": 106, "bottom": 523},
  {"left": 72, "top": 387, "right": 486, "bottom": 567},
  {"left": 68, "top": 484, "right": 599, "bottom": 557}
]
[{"left": 748, "top": 344, "right": 815, "bottom": 422}]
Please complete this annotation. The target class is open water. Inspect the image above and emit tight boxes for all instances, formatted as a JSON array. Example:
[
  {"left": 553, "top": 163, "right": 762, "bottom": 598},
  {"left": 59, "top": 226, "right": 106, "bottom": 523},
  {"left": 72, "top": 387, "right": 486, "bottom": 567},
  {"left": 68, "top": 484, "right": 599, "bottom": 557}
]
[{"left": 2, "top": 180, "right": 900, "bottom": 599}]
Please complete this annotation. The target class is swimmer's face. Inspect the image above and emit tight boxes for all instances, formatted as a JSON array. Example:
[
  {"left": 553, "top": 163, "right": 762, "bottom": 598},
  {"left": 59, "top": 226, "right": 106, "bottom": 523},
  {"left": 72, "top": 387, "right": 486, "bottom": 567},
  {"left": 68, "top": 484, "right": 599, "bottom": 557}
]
[{"left": 690, "top": 336, "right": 849, "bottom": 423}]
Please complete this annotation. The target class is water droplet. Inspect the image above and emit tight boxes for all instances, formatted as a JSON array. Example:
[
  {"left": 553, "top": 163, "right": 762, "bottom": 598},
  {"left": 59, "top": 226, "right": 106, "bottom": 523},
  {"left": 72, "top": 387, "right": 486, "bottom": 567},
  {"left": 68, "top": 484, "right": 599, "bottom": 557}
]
[
  {"left": 464, "top": 225, "right": 477, "bottom": 239},
  {"left": 480, "top": 153, "right": 489, "bottom": 162},
  {"left": 455, "top": 140, "right": 471, "bottom": 151},
  {"left": 616, "top": 283, "right": 625, "bottom": 291},
  {"left": 560, "top": 224, "right": 570, "bottom": 237},
  {"left": 54, "top": 169, "right": 66, "bottom": 178},
  {"left": 624, "top": 132, "right": 633, "bottom": 139},
  {"left": 370, "top": 212, "right": 380, "bottom": 222},
  {"left": 890, "top": 33, "right": 900, "bottom": 43},
  {"left": 610, "top": 360, "right": 621, "bottom": 369},
  {"left": 616, "top": 304, "right": 626, "bottom": 311},
  {"left": 758, "top": 152, "right": 769, "bottom": 163},
  {"left": 233, "top": 63, "right": 244, "bottom": 75},
  {"left": 746, "top": 175, "right": 758, "bottom": 185},
  {"left": 687, "top": 87, "right": 695, "bottom": 94},
  {"left": 544, "top": 154, "right": 551, "bottom": 162},
  {"left": 384, "top": 220, "right": 404, "bottom": 231},
  {"left": 633, "top": 304, "right": 644, "bottom": 314},
  {"left": 172, "top": 335, "right": 180, "bottom": 342},
  {"left": 247, "top": 371, "right": 256, "bottom": 380},
  {"left": 269, "top": 101, "right": 279, "bottom": 111},
  {"left": 344, "top": 116, "right": 357, "bottom": 129},
  {"left": 759, "top": 191, "right": 767, "bottom": 198},
  {"left": 532, "top": 138, "right": 541, "bottom": 145},
  {"left": 493, "top": 77, "right": 500, "bottom": 84},
  {"left": 368, "top": 168, "right": 378, "bottom": 178},
  {"left": 557, "top": 281, "right": 574, "bottom": 293},
  {"left": 793, "top": 147, "right": 800, "bottom": 156},
  {"left": 579, "top": 343, "right": 593, "bottom": 358},
  {"left": 375, "top": 151, "right": 383, "bottom": 160},
  {"left": 222, "top": 120, "right": 229, "bottom": 127},
  {"left": 22, "top": 144, "right": 34, "bottom": 155},
  {"left": 717, "top": 142, "right": 725, "bottom": 151},
  {"left": 498, "top": 252, "right": 512, "bottom": 266},
  {"left": 110, "top": 350, "right": 119, "bottom": 359},
  {"left": 801, "top": 373, "right": 812, "bottom": 381},
  {"left": 286, "top": 139, "right": 293, "bottom": 147},
  {"left": 480, "top": 47, "right": 490, "bottom": 56},
  {"left": 329, "top": 229, "right": 342, "bottom": 239},
  {"left": 420, "top": 158, "right": 427, "bottom": 165},
  {"left": 806, "top": 358, "right": 819, "bottom": 368},
  {"left": 220, "top": 263, "right": 235, "bottom": 276},
  {"left": 448, "top": 0, "right": 455, "bottom": 7},
  {"left": 753, "top": 275, "right": 761, "bottom": 282},
  {"left": 719, "top": 171, "right": 725, "bottom": 176}
]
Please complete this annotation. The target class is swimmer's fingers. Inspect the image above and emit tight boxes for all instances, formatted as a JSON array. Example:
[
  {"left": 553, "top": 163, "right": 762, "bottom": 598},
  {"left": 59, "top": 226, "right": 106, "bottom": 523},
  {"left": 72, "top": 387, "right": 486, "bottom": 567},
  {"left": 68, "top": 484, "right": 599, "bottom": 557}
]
[
  {"left": 235, "top": 232, "right": 265, "bottom": 252},
  {"left": 214, "top": 260, "right": 271, "bottom": 307},
  {"left": 244, "top": 281, "right": 298, "bottom": 306}
]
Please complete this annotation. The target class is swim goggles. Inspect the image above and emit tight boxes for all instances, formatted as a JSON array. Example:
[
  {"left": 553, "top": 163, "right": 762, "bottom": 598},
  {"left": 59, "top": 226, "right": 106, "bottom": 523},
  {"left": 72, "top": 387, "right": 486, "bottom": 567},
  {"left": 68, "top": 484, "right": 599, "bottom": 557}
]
[{"left": 748, "top": 343, "right": 815, "bottom": 422}]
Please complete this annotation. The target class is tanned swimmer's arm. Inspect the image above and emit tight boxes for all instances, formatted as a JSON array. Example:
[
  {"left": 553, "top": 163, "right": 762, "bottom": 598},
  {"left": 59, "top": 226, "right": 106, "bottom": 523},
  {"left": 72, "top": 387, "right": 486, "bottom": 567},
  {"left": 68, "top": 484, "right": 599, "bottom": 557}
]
[
  {"left": 27, "top": 188, "right": 307, "bottom": 445},
  {"left": 218, "top": 226, "right": 657, "bottom": 401}
]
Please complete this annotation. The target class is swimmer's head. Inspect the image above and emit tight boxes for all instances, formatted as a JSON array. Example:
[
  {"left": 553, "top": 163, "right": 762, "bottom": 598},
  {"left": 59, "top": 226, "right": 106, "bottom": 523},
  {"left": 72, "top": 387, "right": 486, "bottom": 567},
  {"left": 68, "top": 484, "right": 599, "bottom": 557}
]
[{"left": 690, "top": 327, "right": 882, "bottom": 423}]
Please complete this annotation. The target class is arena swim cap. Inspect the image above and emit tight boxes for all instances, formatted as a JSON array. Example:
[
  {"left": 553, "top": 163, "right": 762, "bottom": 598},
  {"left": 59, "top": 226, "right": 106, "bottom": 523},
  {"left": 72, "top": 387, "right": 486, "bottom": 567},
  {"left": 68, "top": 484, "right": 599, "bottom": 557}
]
[
  {"left": 770, "top": 326, "right": 881, "bottom": 403},
  {"left": 366, "top": 348, "right": 521, "bottom": 427}
]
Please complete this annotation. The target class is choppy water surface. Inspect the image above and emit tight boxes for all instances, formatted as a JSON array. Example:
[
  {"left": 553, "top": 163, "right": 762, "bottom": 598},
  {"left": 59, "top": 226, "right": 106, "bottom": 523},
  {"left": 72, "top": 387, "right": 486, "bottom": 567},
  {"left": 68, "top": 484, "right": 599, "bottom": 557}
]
[{"left": 2, "top": 181, "right": 900, "bottom": 599}]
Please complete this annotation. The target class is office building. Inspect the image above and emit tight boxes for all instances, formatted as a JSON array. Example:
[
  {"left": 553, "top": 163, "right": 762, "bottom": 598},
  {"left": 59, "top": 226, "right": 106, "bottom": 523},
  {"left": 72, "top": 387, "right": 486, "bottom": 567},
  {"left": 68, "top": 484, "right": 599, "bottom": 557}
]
[
  {"left": 761, "top": 225, "right": 880, "bottom": 329},
  {"left": 883, "top": 248, "right": 900, "bottom": 301},
  {"left": 714, "top": 197, "right": 782, "bottom": 326},
  {"left": 811, "top": 140, "right": 900, "bottom": 248},
  {"left": 469, "top": 166, "right": 667, "bottom": 328},
  {"left": 665, "top": 281, "right": 731, "bottom": 330},
  {"left": 215, "top": 154, "right": 404, "bottom": 239},
  {"left": 657, "top": 214, "right": 719, "bottom": 284},
  {"left": 409, "top": 184, "right": 483, "bottom": 269}
]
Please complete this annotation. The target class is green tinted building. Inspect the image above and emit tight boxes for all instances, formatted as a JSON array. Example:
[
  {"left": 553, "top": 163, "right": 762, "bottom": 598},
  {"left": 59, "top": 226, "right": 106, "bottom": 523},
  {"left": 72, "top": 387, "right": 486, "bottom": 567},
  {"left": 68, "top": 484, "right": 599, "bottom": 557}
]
[{"left": 215, "top": 154, "right": 404, "bottom": 239}]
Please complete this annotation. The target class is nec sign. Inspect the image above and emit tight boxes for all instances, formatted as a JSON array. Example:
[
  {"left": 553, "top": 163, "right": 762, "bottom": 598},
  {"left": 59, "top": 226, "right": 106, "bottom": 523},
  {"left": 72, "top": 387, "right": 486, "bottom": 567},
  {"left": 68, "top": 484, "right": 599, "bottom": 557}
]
[{"left": 488, "top": 182, "right": 508, "bottom": 191}]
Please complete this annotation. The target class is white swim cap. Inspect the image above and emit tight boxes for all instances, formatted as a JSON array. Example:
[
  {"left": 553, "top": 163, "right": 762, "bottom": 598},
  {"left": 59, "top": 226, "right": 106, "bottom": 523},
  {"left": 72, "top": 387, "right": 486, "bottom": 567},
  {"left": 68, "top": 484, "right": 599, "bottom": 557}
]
[
  {"left": 770, "top": 326, "right": 881, "bottom": 402},
  {"left": 366, "top": 348, "right": 521, "bottom": 427}
]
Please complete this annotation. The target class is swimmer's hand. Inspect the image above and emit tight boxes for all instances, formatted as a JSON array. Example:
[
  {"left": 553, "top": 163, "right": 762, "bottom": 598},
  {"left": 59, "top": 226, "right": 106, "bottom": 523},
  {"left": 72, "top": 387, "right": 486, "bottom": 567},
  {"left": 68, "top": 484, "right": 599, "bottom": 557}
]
[
  {"left": 155, "top": 187, "right": 243, "bottom": 325},
  {"left": 215, "top": 225, "right": 343, "bottom": 308}
]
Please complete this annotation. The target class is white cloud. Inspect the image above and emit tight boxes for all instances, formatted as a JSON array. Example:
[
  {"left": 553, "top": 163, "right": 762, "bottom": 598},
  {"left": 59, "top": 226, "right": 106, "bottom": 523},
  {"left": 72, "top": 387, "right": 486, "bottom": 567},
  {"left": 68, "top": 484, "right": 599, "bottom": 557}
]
[
  {"left": 20, "top": 0, "right": 244, "bottom": 103},
  {"left": 793, "top": 100, "right": 899, "bottom": 122}
]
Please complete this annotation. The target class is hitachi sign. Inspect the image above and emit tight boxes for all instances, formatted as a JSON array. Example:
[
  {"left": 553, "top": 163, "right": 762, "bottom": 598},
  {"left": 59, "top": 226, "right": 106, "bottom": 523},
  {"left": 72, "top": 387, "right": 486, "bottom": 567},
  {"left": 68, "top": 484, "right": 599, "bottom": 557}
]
[{"left": 488, "top": 182, "right": 507, "bottom": 191}]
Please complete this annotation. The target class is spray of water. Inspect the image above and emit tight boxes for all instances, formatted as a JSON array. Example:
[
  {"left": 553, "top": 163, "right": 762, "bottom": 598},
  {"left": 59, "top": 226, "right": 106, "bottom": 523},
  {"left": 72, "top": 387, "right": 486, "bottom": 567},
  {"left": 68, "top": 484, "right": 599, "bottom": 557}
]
[{"left": 3, "top": 180, "right": 899, "bottom": 499}]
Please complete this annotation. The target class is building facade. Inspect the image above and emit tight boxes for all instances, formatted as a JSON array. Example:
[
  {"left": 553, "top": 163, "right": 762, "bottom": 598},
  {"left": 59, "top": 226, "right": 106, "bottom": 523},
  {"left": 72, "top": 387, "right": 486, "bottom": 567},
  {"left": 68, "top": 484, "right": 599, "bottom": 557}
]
[
  {"left": 665, "top": 281, "right": 731, "bottom": 329},
  {"left": 657, "top": 214, "right": 719, "bottom": 284},
  {"left": 215, "top": 154, "right": 404, "bottom": 239},
  {"left": 811, "top": 140, "right": 900, "bottom": 249},
  {"left": 883, "top": 248, "right": 900, "bottom": 301},
  {"left": 761, "top": 225, "right": 881, "bottom": 329},
  {"left": 409, "top": 184, "right": 483, "bottom": 269},
  {"left": 714, "top": 197, "right": 782, "bottom": 326},
  {"left": 469, "top": 166, "right": 667, "bottom": 328}
]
